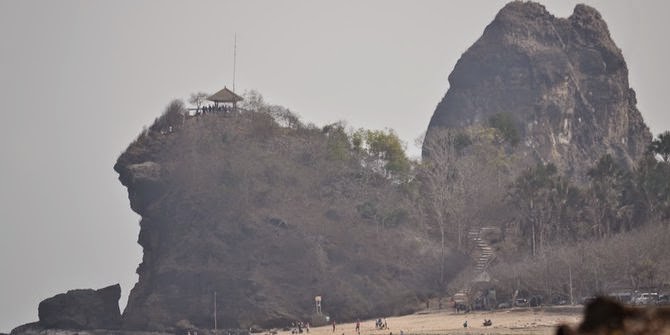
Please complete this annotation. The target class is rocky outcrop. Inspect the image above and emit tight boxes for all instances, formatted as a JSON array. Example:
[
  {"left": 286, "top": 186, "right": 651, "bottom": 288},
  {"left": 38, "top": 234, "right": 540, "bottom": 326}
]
[
  {"left": 425, "top": 1, "right": 651, "bottom": 178},
  {"left": 115, "top": 112, "right": 464, "bottom": 331},
  {"left": 38, "top": 284, "right": 121, "bottom": 330},
  {"left": 10, "top": 322, "right": 43, "bottom": 335}
]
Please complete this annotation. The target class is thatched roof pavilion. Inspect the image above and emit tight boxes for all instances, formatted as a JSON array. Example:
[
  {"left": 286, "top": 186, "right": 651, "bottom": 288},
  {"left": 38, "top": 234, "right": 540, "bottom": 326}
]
[{"left": 207, "top": 87, "right": 243, "bottom": 105}]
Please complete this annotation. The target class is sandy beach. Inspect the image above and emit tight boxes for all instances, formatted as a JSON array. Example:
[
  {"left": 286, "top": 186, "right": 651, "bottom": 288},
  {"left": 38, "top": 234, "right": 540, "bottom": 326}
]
[{"left": 277, "top": 307, "right": 582, "bottom": 335}]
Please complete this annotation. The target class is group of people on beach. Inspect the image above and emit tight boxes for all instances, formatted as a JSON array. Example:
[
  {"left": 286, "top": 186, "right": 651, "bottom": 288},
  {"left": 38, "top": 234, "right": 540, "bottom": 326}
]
[
  {"left": 329, "top": 317, "right": 387, "bottom": 334},
  {"left": 462, "top": 319, "right": 493, "bottom": 328},
  {"left": 374, "top": 318, "right": 388, "bottom": 330},
  {"left": 290, "top": 320, "right": 309, "bottom": 334}
]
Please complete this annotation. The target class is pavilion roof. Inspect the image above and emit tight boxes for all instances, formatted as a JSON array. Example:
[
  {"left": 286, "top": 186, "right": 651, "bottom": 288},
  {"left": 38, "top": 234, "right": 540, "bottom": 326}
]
[{"left": 207, "top": 87, "right": 243, "bottom": 103}]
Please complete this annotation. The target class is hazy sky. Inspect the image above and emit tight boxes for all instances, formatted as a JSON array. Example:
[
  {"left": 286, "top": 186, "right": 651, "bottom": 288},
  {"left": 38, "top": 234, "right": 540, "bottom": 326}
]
[{"left": 1, "top": 0, "right": 668, "bottom": 332}]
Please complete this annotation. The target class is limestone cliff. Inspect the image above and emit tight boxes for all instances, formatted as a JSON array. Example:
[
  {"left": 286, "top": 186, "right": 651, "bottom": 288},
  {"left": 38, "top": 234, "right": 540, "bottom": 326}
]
[
  {"left": 115, "top": 111, "right": 463, "bottom": 331},
  {"left": 425, "top": 1, "right": 651, "bottom": 177}
]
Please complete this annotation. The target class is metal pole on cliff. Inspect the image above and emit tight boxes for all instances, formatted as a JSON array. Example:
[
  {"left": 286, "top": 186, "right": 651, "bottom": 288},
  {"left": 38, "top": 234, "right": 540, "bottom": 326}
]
[
  {"left": 233, "top": 33, "right": 237, "bottom": 93},
  {"left": 232, "top": 33, "right": 238, "bottom": 111},
  {"left": 214, "top": 291, "right": 218, "bottom": 331}
]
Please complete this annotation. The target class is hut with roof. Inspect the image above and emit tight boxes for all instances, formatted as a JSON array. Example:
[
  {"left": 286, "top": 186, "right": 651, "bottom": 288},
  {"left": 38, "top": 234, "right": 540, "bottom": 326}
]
[{"left": 207, "top": 86, "right": 243, "bottom": 112}]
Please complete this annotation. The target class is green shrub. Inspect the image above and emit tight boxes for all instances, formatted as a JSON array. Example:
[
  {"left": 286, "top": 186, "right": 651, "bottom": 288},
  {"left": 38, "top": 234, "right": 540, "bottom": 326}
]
[{"left": 488, "top": 112, "right": 520, "bottom": 146}]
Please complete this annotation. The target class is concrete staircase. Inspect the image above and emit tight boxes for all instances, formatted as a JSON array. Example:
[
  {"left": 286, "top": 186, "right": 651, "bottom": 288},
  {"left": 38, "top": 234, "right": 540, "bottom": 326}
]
[
  {"left": 454, "top": 227, "right": 496, "bottom": 305},
  {"left": 469, "top": 227, "right": 495, "bottom": 273}
]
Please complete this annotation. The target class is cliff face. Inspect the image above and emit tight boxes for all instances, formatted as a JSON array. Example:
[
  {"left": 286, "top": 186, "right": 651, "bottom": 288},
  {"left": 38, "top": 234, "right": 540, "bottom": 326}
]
[
  {"left": 115, "top": 112, "right": 462, "bottom": 331},
  {"left": 425, "top": 1, "right": 651, "bottom": 177}
]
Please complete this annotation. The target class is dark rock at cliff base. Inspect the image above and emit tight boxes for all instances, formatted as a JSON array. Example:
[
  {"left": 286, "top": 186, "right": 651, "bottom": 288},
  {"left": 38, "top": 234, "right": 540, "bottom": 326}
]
[
  {"left": 38, "top": 284, "right": 122, "bottom": 330},
  {"left": 9, "top": 322, "right": 42, "bottom": 335},
  {"left": 425, "top": 1, "right": 651, "bottom": 178}
]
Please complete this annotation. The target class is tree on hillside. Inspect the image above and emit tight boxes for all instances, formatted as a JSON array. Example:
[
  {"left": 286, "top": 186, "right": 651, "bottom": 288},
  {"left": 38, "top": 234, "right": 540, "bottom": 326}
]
[
  {"left": 509, "top": 164, "right": 588, "bottom": 253},
  {"left": 150, "top": 99, "right": 186, "bottom": 133},
  {"left": 421, "top": 129, "right": 465, "bottom": 285},
  {"left": 488, "top": 112, "right": 520, "bottom": 146},
  {"left": 239, "top": 90, "right": 303, "bottom": 129},
  {"left": 323, "top": 122, "right": 351, "bottom": 161},
  {"left": 548, "top": 176, "right": 586, "bottom": 242},
  {"left": 352, "top": 128, "right": 411, "bottom": 181},
  {"left": 272, "top": 107, "right": 302, "bottom": 129},
  {"left": 586, "top": 154, "right": 630, "bottom": 237},
  {"left": 509, "top": 163, "right": 558, "bottom": 256},
  {"left": 636, "top": 154, "right": 670, "bottom": 221},
  {"left": 189, "top": 92, "right": 209, "bottom": 111},
  {"left": 240, "top": 90, "right": 265, "bottom": 111},
  {"left": 650, "top": 131, "right": 670, "bottom": 163}
]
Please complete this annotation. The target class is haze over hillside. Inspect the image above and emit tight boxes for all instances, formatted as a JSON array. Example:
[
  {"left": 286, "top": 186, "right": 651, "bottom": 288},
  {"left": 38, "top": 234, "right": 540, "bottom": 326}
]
[{"left": 4, "top": 1, "right": 670, "bottom": 334}]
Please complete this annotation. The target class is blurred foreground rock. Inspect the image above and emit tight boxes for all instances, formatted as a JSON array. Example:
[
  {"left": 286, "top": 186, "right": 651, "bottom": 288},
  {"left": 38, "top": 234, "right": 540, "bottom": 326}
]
[{"left": 556, "top": 297, "right": 670, "bottom": 335}]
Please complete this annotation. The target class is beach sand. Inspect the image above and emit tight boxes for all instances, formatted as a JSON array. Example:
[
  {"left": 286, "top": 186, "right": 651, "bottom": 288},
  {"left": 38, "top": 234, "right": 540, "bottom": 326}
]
[{"left": 277, "top": 307, "right": 582, "bottom": 335}]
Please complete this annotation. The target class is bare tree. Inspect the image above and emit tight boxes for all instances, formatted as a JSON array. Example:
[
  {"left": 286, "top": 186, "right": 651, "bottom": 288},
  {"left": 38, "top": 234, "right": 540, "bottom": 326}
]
[
  {"left": 421, "top": 129, "right": 463, "bottom": 285},
  {"left": 189, "top": 92, "right": 210, "bottom": 112}
]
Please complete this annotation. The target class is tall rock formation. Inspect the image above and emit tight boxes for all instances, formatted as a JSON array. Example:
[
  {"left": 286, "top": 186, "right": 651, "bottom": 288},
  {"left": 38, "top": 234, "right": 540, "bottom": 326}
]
[
  {"left": 425, "top": 1, "right": 651, "bottom": 177},
  {"left": 115, "top": 111, "right": 464, "bottom": 331}
]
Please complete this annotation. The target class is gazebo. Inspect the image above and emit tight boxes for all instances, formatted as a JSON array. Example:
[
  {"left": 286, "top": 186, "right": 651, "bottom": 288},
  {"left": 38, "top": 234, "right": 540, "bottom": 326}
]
[{"left": 207, "top": 87, "right": 243, "bottom": 111}]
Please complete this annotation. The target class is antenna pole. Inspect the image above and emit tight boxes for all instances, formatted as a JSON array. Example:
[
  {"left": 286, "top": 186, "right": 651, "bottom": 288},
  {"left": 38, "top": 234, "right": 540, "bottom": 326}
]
[
  {"left": 214, "top": 291, "right": 218, "bottom": 331},
  {"left": 233, "top": 33, "right": 237, "bottom": 93}
]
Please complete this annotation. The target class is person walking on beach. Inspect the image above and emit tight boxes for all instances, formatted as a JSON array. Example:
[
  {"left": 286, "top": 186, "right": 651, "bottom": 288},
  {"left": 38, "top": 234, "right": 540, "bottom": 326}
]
[
  {"left": 332, "top": 320, "right": 336, "bottom": 332},
  {"left": 355, "top": 320, "right": 360, "bottom": 334}
]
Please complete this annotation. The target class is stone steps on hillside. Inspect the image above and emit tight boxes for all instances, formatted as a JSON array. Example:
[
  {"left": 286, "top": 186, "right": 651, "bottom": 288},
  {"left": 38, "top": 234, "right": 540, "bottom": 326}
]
[{"left": 456, "top": 226, "right": 497, "bottom": 302}]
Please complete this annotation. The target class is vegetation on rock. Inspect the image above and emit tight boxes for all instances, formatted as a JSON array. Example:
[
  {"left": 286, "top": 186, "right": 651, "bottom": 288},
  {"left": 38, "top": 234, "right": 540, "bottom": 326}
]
[{"left": 115, "top": 94, "right": 465, "bottom": 331}]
